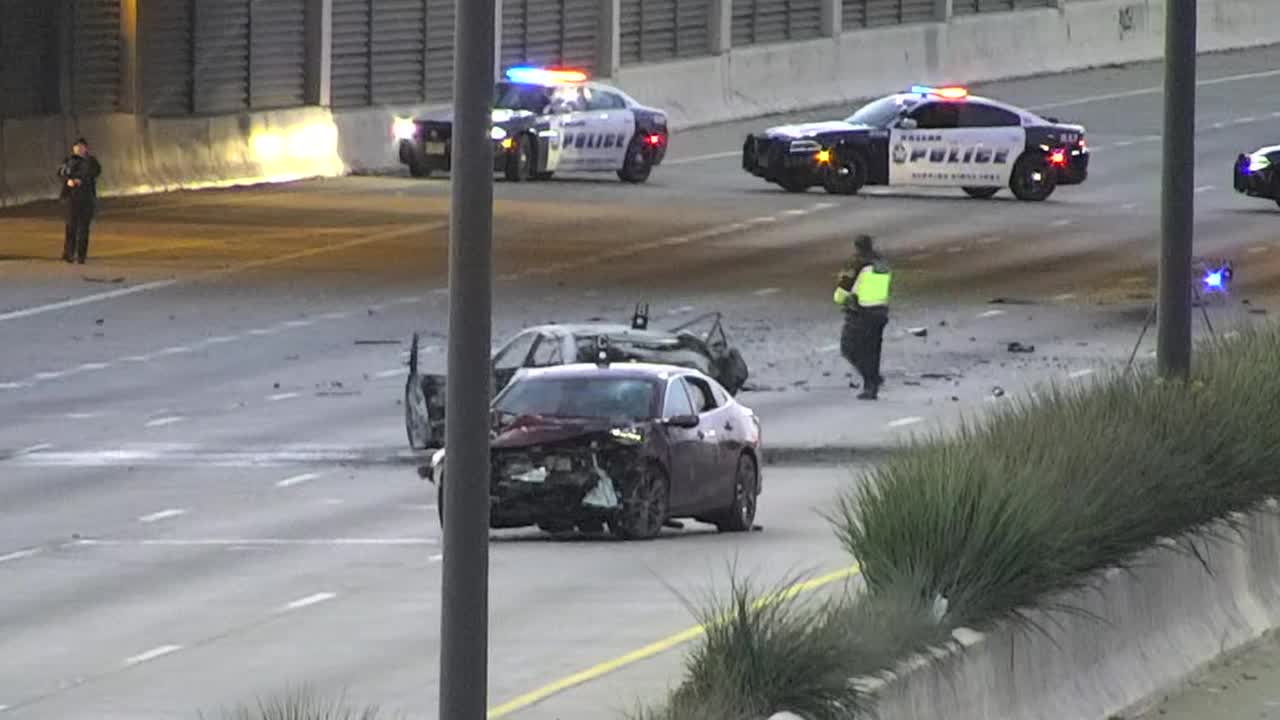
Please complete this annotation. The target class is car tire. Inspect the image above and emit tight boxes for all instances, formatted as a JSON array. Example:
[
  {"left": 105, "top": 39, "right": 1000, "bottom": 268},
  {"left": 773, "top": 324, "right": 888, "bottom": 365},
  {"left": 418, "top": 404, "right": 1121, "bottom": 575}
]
[
  {"left": 776, "top": 180, "right": 809, "bottom": 193},
  {"left": 963, "top": 186, "right": 1000, "bottom": 199},
  {"left": 1009, "top": 153, "right": 1057, "bottom": 201},
  {"left": 409, "top": 159, "right": 431, "bottom": 178},
  {"left": 617, "top": 140, "right": 653, "bottom": 183},
  {"left": 610, "top": 463, "right": 669, "bottom": 540},
  {"left": 823, "top": 148, "right": 867, "bottom": 195},
  {"left": 534, "top": 171, "right": 555, "bottom": 181},
  {"left": 504, "top": 135, "right": 534, "bottom": 182},
  {"left": 713, "top": 454, "right": 759, "bottom": 533}
]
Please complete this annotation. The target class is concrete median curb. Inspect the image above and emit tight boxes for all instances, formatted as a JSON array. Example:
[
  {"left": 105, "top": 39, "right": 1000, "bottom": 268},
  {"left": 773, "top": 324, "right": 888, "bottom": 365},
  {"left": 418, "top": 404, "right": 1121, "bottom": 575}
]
[
  {"left": 772, "top": 500, "right": 1280, "bottom": 720},
  {"left": 762, "top": 444, "right": 899, "bottom": 467}
]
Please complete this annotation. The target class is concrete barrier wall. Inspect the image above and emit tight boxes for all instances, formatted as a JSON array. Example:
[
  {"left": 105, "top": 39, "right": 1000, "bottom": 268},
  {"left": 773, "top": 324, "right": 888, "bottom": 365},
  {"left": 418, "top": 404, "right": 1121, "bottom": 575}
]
[
  {"left": 860, "top": 500, "right": 1280, "bottom": 720},
  {"left": 616, "top": 0, "right": 1280, "bottom": 131},
  {"left": 5, "top": 0, "right": 1280, "bottom": 208}
]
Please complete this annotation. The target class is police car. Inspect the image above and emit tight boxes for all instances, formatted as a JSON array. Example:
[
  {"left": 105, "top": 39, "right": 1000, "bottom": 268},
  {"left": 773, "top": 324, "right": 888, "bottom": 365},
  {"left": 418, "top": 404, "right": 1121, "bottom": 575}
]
[
  {"left": 1234, "top": 144, "right": 1280, "bottom": 208},
  {"left": 742, "top": 85, "right": 1089, "bottom": 201},
  {"left": 394, "top": 67, "right": 669, "bottom": 183}
]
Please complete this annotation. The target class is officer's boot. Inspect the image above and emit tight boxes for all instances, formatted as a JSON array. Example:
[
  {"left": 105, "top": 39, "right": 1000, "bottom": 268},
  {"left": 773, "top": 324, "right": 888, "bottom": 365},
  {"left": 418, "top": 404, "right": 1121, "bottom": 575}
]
[{"left": 857, "top": 380, "right": 878, "bottom": 400}]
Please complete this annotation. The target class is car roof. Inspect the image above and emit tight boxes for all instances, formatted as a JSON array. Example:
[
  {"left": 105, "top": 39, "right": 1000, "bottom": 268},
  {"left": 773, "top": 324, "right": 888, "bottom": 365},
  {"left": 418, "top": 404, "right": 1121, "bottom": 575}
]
[
  {"left": 498, "top": 78, "right": 637, "bottom": 105},
  {"left": 877, "top": 90, "right": 1051, "bottom": 126},
  {"left": 514, "top": 362, "right": 699, "bottom": 381}
]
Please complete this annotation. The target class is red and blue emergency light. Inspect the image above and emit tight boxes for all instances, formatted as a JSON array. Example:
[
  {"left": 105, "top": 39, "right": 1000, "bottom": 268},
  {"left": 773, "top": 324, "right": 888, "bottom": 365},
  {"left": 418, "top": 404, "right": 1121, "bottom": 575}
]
[
  {"left": 505, "top": 66, "right": 588, "bottom": 84},
  {"left": 910, "top": 85, "right": 969, "bottom": 100}
]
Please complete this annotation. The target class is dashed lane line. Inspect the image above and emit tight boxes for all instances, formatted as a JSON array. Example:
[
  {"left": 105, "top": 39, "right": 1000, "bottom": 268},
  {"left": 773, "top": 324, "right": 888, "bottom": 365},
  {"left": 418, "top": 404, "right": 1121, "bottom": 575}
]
[
  {"left": 887, "top": 416, "right": 924, "bottom": 428},
  {"left": 138, "top": 508, "right": 187, "bottom": 523},
  {"left": 267, "top": 392, "right": 300, "bottom": 401},
  {"left": 1027, "top": 67, "right": 1280, "bottom": 112},
  {"left": 277, "top": 472, "right": 321, "bottom": 488},
  {"left": 0, "top": 279, "right": 179, "bottom": 323},
  {"left": 124, "top": 645, "right": 183, "bottom": 666},
  {"left": 0, "top": 548, "right": 42, "bottom": 565},
  {"left": 978, "top": 309, "right": 1006, "bottom": 318},
  {"left": 283, "top": 592, "right": 337, "bottom": 611},
  {"left": 73, "top": 537, "right": 437, "bottom": 547},
  {"left": 1069, "top": 368, "right": 1096, "bottom": 379},
  {"left": 144, "top": 416, "right": 185, "bottom": 428},
  {"left": 753, "top": 287, "right": 781, "bottom": 296},
  {"left": 1194, "top": 185, "right": 1215, "bottom": 194}
]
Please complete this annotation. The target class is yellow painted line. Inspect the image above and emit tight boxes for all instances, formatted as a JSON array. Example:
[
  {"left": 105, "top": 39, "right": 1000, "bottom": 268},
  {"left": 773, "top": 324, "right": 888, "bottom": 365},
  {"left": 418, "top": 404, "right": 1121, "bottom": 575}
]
[{"left": 486, "top": 563, "right": 862, "bottom": 719}]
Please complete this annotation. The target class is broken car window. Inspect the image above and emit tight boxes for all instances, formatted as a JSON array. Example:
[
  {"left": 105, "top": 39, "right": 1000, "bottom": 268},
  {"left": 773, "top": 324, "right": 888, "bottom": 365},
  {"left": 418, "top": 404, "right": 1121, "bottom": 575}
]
[
  {"left": 684, "top": 377, "right": 718, "bottom": 413},
  {"left": 495, "top": 377, "right": 658, "bottom": 421},
  {"left": 529, "top": 334, "right": 563, "bottom": 366},
  {"left": 494, "top": 331, "right": 538, "bottom": 371}
]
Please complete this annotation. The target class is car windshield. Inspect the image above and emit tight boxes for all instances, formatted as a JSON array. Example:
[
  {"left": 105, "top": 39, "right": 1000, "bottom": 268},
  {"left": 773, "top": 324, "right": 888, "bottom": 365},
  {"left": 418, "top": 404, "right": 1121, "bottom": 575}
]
[
  {"left": 494, "top": 81, "right": 551, "bottom": 113},
  {"left": 846, "top": 95, "right": 913, "bottom": 128},
  {"left": 495, "top": 377, "right": 657, "bottom": 422}
]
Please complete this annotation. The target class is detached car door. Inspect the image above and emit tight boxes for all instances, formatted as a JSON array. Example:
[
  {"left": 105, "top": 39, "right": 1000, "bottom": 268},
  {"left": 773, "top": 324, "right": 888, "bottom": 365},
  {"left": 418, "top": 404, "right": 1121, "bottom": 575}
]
[
  {"left": 660, "top": 377, "right": 702, "bottom": 514},
  {"left": 490, "top": 330, "right": 539, "bottom": 395}
]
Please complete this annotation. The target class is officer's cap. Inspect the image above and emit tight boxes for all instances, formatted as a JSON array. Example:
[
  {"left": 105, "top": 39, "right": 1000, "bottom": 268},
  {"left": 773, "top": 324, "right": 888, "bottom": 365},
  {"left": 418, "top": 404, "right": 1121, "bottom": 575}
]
[{"left": 853, "top": 234, "right": 874, "bottom": 252}]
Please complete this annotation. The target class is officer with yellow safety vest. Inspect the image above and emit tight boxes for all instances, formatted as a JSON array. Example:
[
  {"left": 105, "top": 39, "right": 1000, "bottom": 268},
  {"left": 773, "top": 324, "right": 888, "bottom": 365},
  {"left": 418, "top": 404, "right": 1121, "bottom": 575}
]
[{"left": 834, "top": 234, "right": 892, "bottom": 400}]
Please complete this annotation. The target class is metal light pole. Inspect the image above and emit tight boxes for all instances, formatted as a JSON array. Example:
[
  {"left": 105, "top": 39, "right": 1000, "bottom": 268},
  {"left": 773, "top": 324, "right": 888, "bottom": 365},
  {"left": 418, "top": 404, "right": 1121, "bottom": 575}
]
[
  {"left": 1157, "top": 0, "right": 1196, "bottom": 379},
  {"left": 438, "top": 0, "right": 495, "bottom": 714}
]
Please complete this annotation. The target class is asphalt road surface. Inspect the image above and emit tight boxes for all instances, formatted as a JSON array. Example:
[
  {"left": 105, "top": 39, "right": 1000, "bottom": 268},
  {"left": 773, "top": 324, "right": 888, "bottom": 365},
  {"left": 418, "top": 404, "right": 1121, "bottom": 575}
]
[{"left": 3, "top": 45, "right": 1280, "bottom": 719}]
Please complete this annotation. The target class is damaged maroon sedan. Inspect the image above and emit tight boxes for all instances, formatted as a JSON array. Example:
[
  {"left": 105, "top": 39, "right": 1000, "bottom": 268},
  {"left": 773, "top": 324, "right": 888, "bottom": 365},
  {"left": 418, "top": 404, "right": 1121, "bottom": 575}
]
[{"left": 424, "top": 360, "right": 763, "bottom": 540}]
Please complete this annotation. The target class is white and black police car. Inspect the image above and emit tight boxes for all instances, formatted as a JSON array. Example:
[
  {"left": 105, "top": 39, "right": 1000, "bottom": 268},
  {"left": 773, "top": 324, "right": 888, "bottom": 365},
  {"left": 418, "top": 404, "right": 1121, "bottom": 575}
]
[
  {"left": 742, "top": 85, "right": 1089, "bottom": 201},
  {"left": 394, "top": 67, "right": 669, "bottom": 183},
  {"left": 1234, "top": 144, "right": 1280, "bottom": 208}
]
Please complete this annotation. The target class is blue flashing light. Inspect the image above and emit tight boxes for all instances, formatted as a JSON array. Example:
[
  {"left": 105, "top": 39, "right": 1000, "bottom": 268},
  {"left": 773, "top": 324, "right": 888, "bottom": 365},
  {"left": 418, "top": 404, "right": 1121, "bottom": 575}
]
[
  {"left": 504, "top": 66, "right": 587, "bottom": 84},
  {"left": 1204, "top": 270, "right": 1224, "bottom": 290}
]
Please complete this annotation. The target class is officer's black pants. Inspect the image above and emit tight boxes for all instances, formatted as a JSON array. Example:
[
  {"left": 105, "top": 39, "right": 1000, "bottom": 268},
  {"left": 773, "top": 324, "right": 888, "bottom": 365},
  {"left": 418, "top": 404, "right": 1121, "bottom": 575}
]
[
  {"left": 840, "top": 307, "right": 888, "bottom": 388},
  {"left": 64, "top": 202, "right": 94, "bottom": 261}
]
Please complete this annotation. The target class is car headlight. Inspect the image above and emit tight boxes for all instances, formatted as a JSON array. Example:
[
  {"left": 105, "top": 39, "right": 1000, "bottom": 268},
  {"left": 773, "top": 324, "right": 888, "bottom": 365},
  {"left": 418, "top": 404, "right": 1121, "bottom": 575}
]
[
  {"left": 1249, "top": 155, "right": 1271, "bottom": 173},
  {"left": 491, "top": 126, "right": 508, "bottom": 141},
  {"left": 789, "top": 139, "right": 821, "bottom": 153},
  {"left": 393, "top": 118, "right": 416, "bottom": 141}
]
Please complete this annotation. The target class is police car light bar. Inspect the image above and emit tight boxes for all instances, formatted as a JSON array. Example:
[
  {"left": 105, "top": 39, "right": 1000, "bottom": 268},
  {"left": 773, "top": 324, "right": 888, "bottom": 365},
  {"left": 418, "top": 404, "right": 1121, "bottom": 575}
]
[
  {"left": 911, "top": 85, "right": 969, "bottom": 99},
  {"left": 505, "top": 66, "right": 588, "bottom": 84}
]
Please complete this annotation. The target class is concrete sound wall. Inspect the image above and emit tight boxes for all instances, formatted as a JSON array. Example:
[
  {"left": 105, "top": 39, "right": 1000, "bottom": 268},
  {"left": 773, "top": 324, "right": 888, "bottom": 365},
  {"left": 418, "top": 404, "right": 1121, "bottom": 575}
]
[
  {"left": 857, "top": 501, "right": 1280, "bottom": 720},
  {"left": 615, "top": 0, "right": 1280, "bottom": 131},
  {"left": 5, "top": 0, "right": 1280, "bottom": 208}
]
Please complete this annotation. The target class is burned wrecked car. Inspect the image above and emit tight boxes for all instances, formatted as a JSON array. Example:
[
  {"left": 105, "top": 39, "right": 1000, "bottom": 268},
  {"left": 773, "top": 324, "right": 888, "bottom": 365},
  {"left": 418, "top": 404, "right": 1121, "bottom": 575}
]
[
  {"left": 424, "top": 360, "right": 763, "bottom": 539},
  {"left": 405, "top": 305, "right": 749, "bottom": 450}
]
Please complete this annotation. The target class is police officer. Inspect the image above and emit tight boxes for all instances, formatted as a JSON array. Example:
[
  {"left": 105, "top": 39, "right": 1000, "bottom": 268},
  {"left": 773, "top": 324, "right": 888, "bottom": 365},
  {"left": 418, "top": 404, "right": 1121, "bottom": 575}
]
[
  {"left": 57, "top": 138, "right": 102, "bottom": 264},
  {"left": 834, "top": 234, "right": 892, "bottom": 400}
]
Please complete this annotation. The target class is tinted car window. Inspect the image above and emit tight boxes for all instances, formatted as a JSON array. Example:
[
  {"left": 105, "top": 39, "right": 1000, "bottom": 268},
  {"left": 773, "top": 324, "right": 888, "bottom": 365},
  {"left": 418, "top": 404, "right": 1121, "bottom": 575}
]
[
  {"left": 847, "top": 96, "right": 916, "bottom": 127},
  {"left": 910, "top": 102, "right": 959, "bottom": 129},
  {"left": 684, "top": 376, "right": 718, "bottom": 413},
  {"left": 496, "top": 377, "right": 658, "bottom": 421},
  {"left": 494, "top": 82, "right": 551, "bottom": 113},
  {"left": 663, "top": 379, "right": 696, "bottom": 417},
  {"left": 585, "top": 89, "right": 627, "bottom": 110},
  {"left": 958, "top": 101, "right": 1021, "bottom": 127}
]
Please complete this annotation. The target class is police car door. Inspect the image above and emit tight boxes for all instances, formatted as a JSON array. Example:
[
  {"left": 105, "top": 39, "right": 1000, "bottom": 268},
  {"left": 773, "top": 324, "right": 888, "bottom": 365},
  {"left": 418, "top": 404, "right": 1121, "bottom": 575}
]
[
  {"left": 549, "top": 85, "right": 589, "bottom": 171},
  {"left": 889, "top": 100, "right": 1024, "bottom": 188},
  {"left": 580, "top": 86, "right": 635, "bottom": 171}
]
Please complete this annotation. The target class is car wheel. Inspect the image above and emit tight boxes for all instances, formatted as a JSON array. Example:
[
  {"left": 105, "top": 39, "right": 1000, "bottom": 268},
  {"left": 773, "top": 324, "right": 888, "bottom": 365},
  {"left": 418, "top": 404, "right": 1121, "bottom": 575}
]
[
  {"left": 714, "top": 454, "right": 759, "bottom": 533},
  {"left": 1009, "top": 153, "right": 1057, "bottom": 201},
  {"left": 823, "top": 148, "right": 867, "bottom": 195},
  {"left": 534, "top": 171, "right": 555, "bottom": 181},
  {"left": 617, "top": 141, "right": 653, "bottom": 183},
  {"left": 963, "top": 186, "right": 999, "bottom": 199},
  {"left": 610, "top": 463, "right": 668, "bottom": 540},
  {"left": 504, "top": 135, "right": 534, "bottom": 182},
  {"left": 409, "top": 159, "right": 431, "bottom": 178}
]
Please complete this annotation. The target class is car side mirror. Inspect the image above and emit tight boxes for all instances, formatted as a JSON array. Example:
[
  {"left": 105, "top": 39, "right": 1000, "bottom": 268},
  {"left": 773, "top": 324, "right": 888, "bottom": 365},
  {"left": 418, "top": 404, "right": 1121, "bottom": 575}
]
[
  {"left": 664, "top": 414, "right": 700, "bottom": 429},
  {"left": 897, "top": 118, "right": 918, "bottom": 130}
]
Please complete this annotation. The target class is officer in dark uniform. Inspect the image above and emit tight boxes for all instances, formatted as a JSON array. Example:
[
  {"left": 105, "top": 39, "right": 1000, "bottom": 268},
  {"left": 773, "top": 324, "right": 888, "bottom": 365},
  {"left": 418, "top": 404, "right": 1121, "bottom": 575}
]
[
  {"left": 834, "top": 234, "right": 892, "bottom": 400},
  {"left": 58, "top": 138, "right": 102, "bottom": 264}
]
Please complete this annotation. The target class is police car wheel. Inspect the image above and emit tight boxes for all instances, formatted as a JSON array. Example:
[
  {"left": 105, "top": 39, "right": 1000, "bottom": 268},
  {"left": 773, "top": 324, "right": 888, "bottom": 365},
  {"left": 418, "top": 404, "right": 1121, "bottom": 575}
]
[
  {"left": 822, "top": 150, "right": 867, "bottom": 195},
  {"left": 963, "top": 186, "right": 1000, "bottom": 199},
  {"left": 504, "top": 136, "right": 534, "bottom": 182},
  {"left": 618, "top": 143, "right": 653, "bottom": 183},
  {"left": 1009, "top": 153, "right": 1058, "bottom": 201},
  {"left": 534, "top": 171, "right": 555, "bottom": 181},
  {"left": 408, "top": 159, "right": 431, "bottom": 178}
]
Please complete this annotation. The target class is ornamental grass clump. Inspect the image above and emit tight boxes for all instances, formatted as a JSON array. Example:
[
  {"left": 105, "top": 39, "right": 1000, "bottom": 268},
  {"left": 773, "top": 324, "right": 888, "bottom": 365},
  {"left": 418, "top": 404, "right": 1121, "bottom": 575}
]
[{"left": 834, "top": 324, "right": 1280, "bottom": 633}]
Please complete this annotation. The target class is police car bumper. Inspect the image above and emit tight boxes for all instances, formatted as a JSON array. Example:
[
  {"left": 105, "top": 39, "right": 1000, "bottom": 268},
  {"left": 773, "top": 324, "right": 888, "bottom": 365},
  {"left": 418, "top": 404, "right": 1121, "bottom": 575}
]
[
  {"left": 398, "top": 138, "right": 516, "bottom": 173},
  {"left": 1234, "top": 156, "right": 1278, "bottom": 198},
  {"left": 1055, "top": 151, "right": 1089, "bottom": 185},
  {"left": 743, "top": 138, "right": 828, "bottom": 183}
]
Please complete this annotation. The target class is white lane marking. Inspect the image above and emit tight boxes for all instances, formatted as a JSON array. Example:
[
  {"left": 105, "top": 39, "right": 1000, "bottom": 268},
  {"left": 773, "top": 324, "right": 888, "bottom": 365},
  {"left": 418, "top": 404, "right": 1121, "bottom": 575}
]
[
  {"left": 76, "top": 362, "right": 110, "bottom": 372},
  {"left": 978, "top": 309, "right": 1006, "bottom": 318},
  {"left": 14, "top": 444, "right": 53, "bottom": 456},
  {"left": 1237, "top": 116, "right": 1257, "bottom": 124},
  {"left": 1120, "top": 202, "right": 1138, "bottom": 210},
  {"left": 145, "top": 416, "right": 185, "bottom": 428},
  {"left": 1069, "top": 368, "right": 1095, "bottom": 379},
  {"left": 320, "top": 311, "right": 350, "bottom": 320},
  {"left": 0, "top": 548, "right": 42, "bottom": 564},
  {"left": 283, "top": 320, "right": 313, "bottom": 328},
  {"left": 1028, "top": 67, "right": 1280, "bottom": 111},
  {"left": 76, "top": 537, "right": 438, "bottom": 547},
  {"left": 138, "top": 508, "right": 187, "bottom": 523},
  {"left": 66, "top": 412, "right": 101, "bottom": 419},
  {"left": 754, "top": 287, "right": 781, "bottom": 296},
  {"left": 430, "top": 554, "right": 444, "bottom": 562},
  {"left": 121, "top": 355, "right": 150, "bottom": 362},
  {"left": 1248, "top": 245, "right": 1270, "bottom": 254},
  {"left": 157, "top": 346, "right": 192, "bottom": 356},
  {"left": 432, "top": 287, "right": 449, "bottom": 295},
  {"left": 978, "top": 236, "right": 1001, "bottom": 245},
  {"left": 283, "top": 592, "right": 337, "bottom": 611},
  {"left": 817, "top": 343, "right": 840, "bottom": 353},
  {"left": 277, "top": 472, "right": 321, "bottom": 488},
  {"left": 746, "top": 216, "right": 777, "bottom": 225},
  {"left": 204, "top": 335, "right": 239, "bottom": 344},
  {"left": 1053, "top": 293, "right": 1076, "bottom": 301},
  {"left": 248, "top": 328, "right": 277, "bottom": 336},
  {"left": 1113, "top": 140, "right": 1135, "bottom": 148},
  {"left": 1194, "top": 185, "right": 1214, "bottom": 194},
  {"left": 0, "top": 382, "right": 28, "bottom": 390},
  {"left": 1050, "top": 218, "right": 1073, "bottom": 227},
  {"left": 663, "top": 150, "right": 740, "bottom": 165},
  {"left": 33, "top": 371, "right": 69, "bottom": 380},
  {"left": 668, "top": 305, "right": 695, "bottom": 315},
  {"left": 125, "top": 645, "right": 183, "bottom": 666},
  {"left": 887, "top": 416, "right": 924, "bottom": 428},
  {"left": 1210, "top": 121, "right": 1226, "bottom": 129},
  {"left": 812, "top": 202, "right": 837, "bottom": 210},
  {"left": 267, "top": 392, "right": 300, "bottom": 401},
  {"left": 374, "top": 368, "right": 404, "bottom": 379},
  {"left": 0, "top": 279, "right": 178, "bottom": 324},
  {"left": 780, "top": 208, "right": 810, "bottom": 217},
  {"left": 394, "top": 295, "right": 424, "bottom": 305}
]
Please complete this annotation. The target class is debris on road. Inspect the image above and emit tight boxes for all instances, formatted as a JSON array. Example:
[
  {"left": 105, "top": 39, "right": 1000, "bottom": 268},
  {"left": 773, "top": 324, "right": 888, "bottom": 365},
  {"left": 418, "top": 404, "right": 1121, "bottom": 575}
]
[
  {"left": 908, "top": 327, "right": 928, "bottom": 337},
  {"left": 989, "top": 297, "right": 1036, "bottom": 305},
  {"left": 991, "top": 386, "right": 1006, "bottom": 397},
  {"left": 1008, "top": 341, "right": 1036, "bottom": 353}
]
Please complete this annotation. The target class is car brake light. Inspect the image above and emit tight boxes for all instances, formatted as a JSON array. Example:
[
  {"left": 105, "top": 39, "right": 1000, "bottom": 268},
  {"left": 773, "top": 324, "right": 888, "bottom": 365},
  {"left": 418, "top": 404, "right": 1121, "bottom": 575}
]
[
  {"left": 645, "top": 133, "right": 664, "bottom": 146},
  {"left": 1049, "top": 150, "right": 1067, "bottom": 165}
]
